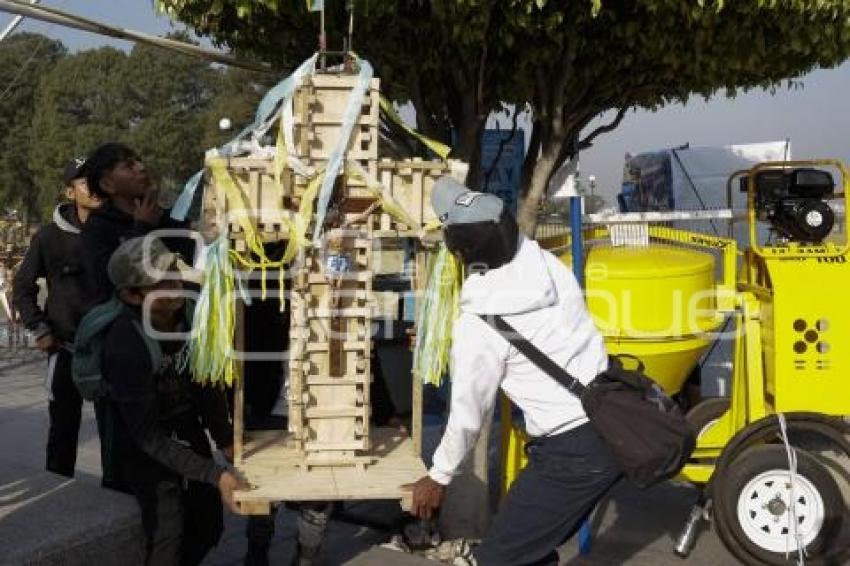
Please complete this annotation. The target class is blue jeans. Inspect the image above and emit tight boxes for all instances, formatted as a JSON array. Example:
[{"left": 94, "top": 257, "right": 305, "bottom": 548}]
[{"left": 476, "top": 423, "right": 622, "bottom": 565}]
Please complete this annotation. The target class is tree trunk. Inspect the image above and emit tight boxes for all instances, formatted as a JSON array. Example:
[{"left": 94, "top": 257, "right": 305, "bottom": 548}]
[
  {"left": 453, "top": 98, "right": 485, "bottom": 190},
  {"left": 408, "top": 83, "right": 484, "bottom": 187},
  {"left": 517, "top": 136, "right": 566, "bottom": 236}
]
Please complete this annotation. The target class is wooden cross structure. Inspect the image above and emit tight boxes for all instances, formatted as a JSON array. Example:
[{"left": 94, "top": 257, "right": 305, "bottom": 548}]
[{"left": 200, "top": 72, "right": 461, "bottom": 514}]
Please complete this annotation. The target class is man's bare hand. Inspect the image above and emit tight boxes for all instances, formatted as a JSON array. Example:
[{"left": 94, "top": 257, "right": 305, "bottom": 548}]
[
  {"left": 218, "top": 470, "right": 249, "bottom": 514},
  {"left": 404, "top": 475, "right": 446, "bottom": 520},
  {"left": 35, "top": 332, "right": 58, "bottom": 353},
  {"left": 134, "top": 189, "right": 162, "bottom": 225}
]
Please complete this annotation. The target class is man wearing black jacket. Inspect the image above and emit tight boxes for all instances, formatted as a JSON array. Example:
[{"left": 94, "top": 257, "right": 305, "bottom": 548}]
[
  {"left": 104, "top": 236, "right": 242, "bottom": 566},
  {"left": 13, "top": 157, "right": 101, "bottom": 477},
  {"left": 81, "top": 143, "right": 195, "bottom": 489},
  {"left": 82, "top": 142, "right": 194, "bottom": 305}
]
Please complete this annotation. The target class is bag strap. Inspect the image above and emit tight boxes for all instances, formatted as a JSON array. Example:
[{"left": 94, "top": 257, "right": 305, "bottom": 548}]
[{"left": 477, "top": 314, "right": 587, "bottom": 397}]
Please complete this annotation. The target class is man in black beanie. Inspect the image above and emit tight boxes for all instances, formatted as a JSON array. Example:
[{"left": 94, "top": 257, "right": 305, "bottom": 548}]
[{"left": 408, "top": 177, "right": 621, "bottom": 566}]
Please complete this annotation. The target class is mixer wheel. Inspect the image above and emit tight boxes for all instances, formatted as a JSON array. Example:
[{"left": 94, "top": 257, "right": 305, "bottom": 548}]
[{"left": 713, "top": 445, "right": 844, "bottom": 565}]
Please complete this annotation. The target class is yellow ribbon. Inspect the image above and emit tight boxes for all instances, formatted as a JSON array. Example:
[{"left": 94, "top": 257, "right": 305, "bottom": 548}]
[
  {"left": 346, "top": 161, "right": 420, "bottom": 229},
  {"left": 210, "top": 158, "right": 325, "bottom": 302},
  {"left": 379, "top": 96, "right": 451, "bottom": 161}
]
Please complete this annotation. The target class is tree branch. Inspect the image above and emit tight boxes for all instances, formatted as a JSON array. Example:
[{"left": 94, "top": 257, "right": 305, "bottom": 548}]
[
  {"left": 552, "top": 43, "right": 575, "bottom": 110},
  {"left": 551, "top": 108, "right": 600, "bottom": 180},
  {"left": 534, "top": 69, "right": 550, "bottom": 122},
  {"left": 476, "top": 40, "right": 488, "bottom": 121},
  {"left": 578, "top": 105, "right": 629, "bottom": 150},
  {"left": 409, "top": 74, "right": 439, "bottom": 140},
  {"left": 521, "top": 114, "right": 542, "bottom": 196}
]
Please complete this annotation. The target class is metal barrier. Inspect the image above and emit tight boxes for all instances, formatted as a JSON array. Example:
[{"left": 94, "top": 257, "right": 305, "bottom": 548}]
[{"left": 534, "top": 212, "right": 570, "bottom": 242}]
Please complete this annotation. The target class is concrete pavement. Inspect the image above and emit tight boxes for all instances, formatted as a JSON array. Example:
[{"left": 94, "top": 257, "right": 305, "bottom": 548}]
[{"left": 1, "top": 358, "right": 739, "bottom": 565}]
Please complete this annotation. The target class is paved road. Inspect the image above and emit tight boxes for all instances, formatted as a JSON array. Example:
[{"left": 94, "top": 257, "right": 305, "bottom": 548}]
[{"left": 1, "top": 358, "right": 739, "bottom": 565}]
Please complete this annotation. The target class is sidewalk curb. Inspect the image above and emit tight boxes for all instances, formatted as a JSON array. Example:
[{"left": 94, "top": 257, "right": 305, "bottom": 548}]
[{"left": 0, "top": 357, "right": 42, "bottom": 372}]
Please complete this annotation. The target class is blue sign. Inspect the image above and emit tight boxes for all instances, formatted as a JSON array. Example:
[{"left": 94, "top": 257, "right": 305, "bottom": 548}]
[{"left": 480, "top": 129, "right": 525, "bottom": 214}]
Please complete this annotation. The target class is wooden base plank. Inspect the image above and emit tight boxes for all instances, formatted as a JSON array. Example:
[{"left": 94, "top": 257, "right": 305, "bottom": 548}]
[
  {"left": 235, "top": 500, "right": 271, "bottom": 516},
  {"left": 234, "top": 427, "right": 424, "bottom": 512}
]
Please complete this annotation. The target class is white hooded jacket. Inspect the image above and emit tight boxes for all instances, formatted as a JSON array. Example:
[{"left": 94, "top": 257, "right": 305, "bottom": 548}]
[{"left": 428, "top": 235, "right": 608, "bottom": 485}]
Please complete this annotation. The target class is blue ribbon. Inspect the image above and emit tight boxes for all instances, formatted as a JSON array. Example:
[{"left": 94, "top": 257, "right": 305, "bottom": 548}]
[
  {"left": 313, "top": 58, "right": 373, "bottom": 238},
  {"left": 171, "top": 54, "right": 320, "bottom": 221}
]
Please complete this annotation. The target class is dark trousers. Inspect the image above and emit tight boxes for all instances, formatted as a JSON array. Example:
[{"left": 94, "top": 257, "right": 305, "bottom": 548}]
[
  {"left": 115, "top": 416, "right": 223, "bottom": 565},
  {"left": 125, "top": 472, "right": 223, "bottom": 566},
  {"left": 245, "top": 502, "right": 333, "bottom": 566},
  {"left": 45, "top": 350, "right": 82, "bottom": 477},
  {"left": 476, "top": 423, "right": 622, "bottom": 566}
]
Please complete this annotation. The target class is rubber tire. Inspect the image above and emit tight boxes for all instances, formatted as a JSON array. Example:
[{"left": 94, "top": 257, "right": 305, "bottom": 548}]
[
  {"left": 686, "top": 397, "right": 730, "bottom": 439},
  {"left": 713, "top": 444, "right": 845, "bottom": 565}
]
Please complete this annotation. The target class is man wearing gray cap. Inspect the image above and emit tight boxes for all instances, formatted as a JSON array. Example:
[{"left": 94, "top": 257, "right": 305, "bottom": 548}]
[
  {"left": 409, "top": 178, "right": 622, "bottom": 565},
  {"left": 98, "top": 236, "right": 241, "bottom": 566}
]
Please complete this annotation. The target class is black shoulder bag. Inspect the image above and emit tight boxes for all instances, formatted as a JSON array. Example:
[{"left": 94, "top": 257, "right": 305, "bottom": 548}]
[{"left": 480, "top": 314, "right": 695, "bottom": 489}]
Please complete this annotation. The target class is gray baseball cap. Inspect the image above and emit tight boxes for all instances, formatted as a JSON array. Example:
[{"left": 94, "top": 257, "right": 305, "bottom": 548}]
[
  {"left": 108, "top": 236, "right": 201, "bottom": 290},
  {"left": 431, "top": 176, "right": 504, "bottom": 225}
]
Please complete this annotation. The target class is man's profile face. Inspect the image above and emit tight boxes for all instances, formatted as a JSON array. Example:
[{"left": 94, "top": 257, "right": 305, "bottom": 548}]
[
  {"left": 65, "top": 178, "right": 102, "bottom": 211},
  {"left": 101, "top": 157, "right": 151, "bottom": 199}
]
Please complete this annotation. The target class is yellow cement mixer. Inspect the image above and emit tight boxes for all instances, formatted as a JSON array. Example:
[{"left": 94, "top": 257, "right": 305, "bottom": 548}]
[{"left": 504, "top": 160, "right": 850, "bottom": 565}]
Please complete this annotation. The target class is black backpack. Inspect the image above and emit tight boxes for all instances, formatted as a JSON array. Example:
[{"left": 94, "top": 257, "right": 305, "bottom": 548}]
[{"left": 480, "top": 314, "right": 695, "bottom": 489}]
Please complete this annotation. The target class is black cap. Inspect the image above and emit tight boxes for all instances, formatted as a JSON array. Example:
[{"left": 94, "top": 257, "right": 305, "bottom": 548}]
[{"left": 63, "top": 157, "right": 88, "bottom": 186}]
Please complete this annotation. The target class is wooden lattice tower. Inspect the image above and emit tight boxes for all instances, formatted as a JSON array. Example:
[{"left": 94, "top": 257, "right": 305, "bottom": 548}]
[{"left": 202, "top": 71, "right": 460, "bottom": 511}]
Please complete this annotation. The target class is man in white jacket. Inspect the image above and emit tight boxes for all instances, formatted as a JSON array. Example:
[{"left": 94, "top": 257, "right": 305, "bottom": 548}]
[{"left": 409, "top": 177, "right": 622, "bottom": 565}]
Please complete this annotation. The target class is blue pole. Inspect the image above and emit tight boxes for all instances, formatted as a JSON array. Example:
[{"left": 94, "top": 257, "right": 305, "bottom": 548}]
[
  {"left": 569, "top": 195, "right": 592, "bottom": 555},
  {"left": 578, "top": 520, "right": 593, "bottom": 555},
  {"left": 569, "top": 196, "right": 584, "bottom": 286}
]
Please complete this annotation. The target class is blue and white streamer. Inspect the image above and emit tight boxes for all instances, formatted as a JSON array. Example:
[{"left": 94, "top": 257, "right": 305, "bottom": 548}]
[
  {"left": 171, "top": 54, "right": 320, "bottom": 221},
  {"left": 312, "top": 57, "right": 373, "bottom": 239}
]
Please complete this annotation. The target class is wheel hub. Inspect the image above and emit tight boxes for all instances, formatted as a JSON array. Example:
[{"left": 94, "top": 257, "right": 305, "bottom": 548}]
[
  {"left": 766, "top": 495, "right": 787, "bottom": 517},
  {"left": 736, "top": 469, "right": 825, "bottom": 553}
]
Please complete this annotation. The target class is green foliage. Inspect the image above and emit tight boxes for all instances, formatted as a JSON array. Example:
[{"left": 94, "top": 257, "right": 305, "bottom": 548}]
[
  {"left": 28, "top": 47, "right": 130, "bottom": 219},
  {"left": 121, "top": 32, "right": 221, "bottom": 195},
  {"left": 0, "top": 32, "right": 268, "bottom": 221},
  {"left": 199, "top": 67, "right": 274, "bottom": 150},
  {"left": 156, "top": 0, "right": 850, "bottom": 125},
  {"left": 0, "top": 33, "right": 66, "bottom": 220},
  {"left": 158, "top": 0, "right": 850, "bottom": 227}
]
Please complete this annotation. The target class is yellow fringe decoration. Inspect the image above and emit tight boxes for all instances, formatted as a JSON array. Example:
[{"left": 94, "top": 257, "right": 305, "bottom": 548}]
[
  {"left": 379, "top": 95, "right": 451, "bottom": 161},
  {"left": 192, "top": 162, "right": 325, "bottom": 387},
  {"left": 413, "top": 245, "right": 461, "bottom": 386},
  {"left": 190, "top": 235, "right": 237, "bottom": 387}
]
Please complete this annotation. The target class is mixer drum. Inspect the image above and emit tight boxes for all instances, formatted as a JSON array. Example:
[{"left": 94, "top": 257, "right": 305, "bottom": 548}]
[{"left": 562, "top": 244, "right": 722, "bottom": 394}]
